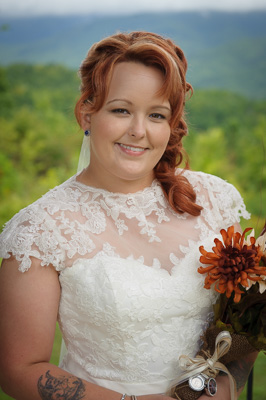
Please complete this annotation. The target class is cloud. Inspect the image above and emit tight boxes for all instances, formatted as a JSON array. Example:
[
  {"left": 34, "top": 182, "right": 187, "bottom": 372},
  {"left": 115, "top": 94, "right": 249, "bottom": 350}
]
[{"left": 1, "top": 0, "right": 266, "bottom": 17}]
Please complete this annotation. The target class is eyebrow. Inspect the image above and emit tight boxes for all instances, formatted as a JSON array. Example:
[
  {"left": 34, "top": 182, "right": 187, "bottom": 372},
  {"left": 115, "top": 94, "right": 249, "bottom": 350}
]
[
  {"left": 106, "top": 99, "right": 132, "bottom": 105},
  {"left": 106, "top": 98, "right": 171, "bottom": 112}
]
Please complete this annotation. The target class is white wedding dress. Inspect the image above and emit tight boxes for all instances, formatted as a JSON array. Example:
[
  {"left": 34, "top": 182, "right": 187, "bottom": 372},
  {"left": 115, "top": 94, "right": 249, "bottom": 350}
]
[{"left": 0, "top": 170, "right": 250, "bottom": 395}]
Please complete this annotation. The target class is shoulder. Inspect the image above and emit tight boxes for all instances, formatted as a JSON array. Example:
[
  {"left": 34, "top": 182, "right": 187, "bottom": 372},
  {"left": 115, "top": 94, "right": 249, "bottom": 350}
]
[
  {"left": 181, "top": 169, "right": 234, "bottom": 192},
  {"left": 3, "top": 174, "right": 78, "bottom": 223},
  {"left": 29, "top": 174, "right": 81, "bottom": 211},
  {"left": 182, "top": 169, "right": 217, "bottom": 185},
  {"left": 180, "top": 169, "right": 250, "bottom": 227},
  {"left": 0, "top": 175, "right": 80, "bottom": 272}
]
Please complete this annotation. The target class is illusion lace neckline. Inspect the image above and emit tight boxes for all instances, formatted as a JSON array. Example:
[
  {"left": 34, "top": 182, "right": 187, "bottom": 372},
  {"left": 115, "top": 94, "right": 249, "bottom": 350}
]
[
  {"left": 0, "top": 170, "right": 250, "bottom": 274},
  {"left": 74, "top": 173, "right": 160, "bottom": 197}
]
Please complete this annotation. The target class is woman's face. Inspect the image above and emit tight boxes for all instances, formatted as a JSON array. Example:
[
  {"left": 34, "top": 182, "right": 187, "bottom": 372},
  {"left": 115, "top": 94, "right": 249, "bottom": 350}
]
[{"left": 82, "top": 61, "right": 172, "bottom": 193}]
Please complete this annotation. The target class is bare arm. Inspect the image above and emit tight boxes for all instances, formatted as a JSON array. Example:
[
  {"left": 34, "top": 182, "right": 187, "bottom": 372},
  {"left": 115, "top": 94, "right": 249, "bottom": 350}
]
[{"left": 0, "top": 257, "right": 172, "bottom": 400}]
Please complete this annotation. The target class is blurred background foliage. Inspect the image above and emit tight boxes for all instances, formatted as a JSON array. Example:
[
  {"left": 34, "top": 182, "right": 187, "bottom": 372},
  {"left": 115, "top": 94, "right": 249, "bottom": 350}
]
[{"left": 0, "top": 63, "right": 265, "bottom": 234}]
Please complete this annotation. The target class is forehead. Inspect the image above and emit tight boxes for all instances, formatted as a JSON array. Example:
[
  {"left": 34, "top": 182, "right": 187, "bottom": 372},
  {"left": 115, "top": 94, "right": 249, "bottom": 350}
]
[{"left": 106, "top": 61, "right": 167, "bottom": 101}]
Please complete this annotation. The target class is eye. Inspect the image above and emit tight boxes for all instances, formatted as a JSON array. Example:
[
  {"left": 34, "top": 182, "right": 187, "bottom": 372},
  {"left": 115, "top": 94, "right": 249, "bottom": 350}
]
[
  {"left": 111, "top": 108, "right": 129, "bottom": 114},
  {"left": 150, "top": 113, "right": 166, "bottom": 120}
]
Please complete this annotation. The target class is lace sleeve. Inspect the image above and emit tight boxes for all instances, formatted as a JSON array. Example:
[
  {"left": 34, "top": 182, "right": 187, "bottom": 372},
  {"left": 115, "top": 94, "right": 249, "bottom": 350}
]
[
  {"left": 212, "top": 178, "right": 250, "bottom": 224},
  {"left": 183, "top": 170, "right": 250, "bottom": 231},
  {"left": 0, "top": 203, "right": 67, "bottom": 273},
  {"left": 203, "top": 173, "right": 250, "bottom": 230}
]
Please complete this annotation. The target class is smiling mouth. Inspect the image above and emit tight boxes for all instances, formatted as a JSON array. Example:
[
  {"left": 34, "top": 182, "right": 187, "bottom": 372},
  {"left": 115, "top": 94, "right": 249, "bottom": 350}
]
[{"left": 118, "top": 143, "right": 147, "bottom": 152}]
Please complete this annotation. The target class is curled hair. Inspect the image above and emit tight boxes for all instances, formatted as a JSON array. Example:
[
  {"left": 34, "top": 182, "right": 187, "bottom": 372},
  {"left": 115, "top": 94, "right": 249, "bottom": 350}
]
[{"left": 75, "top": 31, "right": 202, "bottom": 216}]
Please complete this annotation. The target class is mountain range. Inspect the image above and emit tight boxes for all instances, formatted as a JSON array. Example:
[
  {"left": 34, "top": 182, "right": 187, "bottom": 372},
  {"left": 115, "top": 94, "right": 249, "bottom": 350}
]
[{"left": 0, "top": 11, "right": 266, "bottom": 98}]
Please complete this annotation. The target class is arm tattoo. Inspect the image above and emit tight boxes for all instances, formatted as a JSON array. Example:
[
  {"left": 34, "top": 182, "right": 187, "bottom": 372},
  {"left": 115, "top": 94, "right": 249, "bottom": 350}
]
[
  {"left": 37, "top": 370, "right": 85, "bottom": 399},
  {"left": 223, "top": 355, "right": 255, "bottom": 392}
]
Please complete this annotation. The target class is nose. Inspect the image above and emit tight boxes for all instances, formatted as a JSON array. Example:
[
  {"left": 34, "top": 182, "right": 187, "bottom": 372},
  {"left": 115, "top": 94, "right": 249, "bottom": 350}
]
[{"left": 128, "top": 116, "right": 146, "bottom": 139}]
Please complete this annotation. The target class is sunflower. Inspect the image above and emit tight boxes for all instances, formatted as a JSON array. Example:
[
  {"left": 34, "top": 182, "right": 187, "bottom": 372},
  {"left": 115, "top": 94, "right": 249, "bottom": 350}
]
[{"left": 198, "top": 226, "right": 266, "bottom": 303}]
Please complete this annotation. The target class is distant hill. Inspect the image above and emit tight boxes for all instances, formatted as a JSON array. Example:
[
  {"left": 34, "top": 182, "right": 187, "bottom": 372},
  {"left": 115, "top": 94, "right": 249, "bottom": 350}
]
[{"left": 0, "top": 11, "right": 266, "bottom": 98}]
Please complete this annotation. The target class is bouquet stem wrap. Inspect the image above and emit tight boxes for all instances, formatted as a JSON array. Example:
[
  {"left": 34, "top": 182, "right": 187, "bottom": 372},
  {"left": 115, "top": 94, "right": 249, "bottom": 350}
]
[
  {"left": 170, "top": 331, "right": 237, "bottom": 400},
  {"left": 199, "top": 326, "right": 256, "bottom": 366}
]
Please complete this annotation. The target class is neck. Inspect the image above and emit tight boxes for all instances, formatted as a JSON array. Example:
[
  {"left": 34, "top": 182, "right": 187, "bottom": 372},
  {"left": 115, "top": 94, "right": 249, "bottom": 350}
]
[{"left": 77, "top": 166, "right": 155, "bottom": 194}]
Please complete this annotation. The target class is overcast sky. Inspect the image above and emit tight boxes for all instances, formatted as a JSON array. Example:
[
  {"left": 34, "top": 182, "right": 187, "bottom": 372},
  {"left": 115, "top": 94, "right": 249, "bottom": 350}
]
[{"left": 1, "top": 0, "right": 266, "bottom": 17}]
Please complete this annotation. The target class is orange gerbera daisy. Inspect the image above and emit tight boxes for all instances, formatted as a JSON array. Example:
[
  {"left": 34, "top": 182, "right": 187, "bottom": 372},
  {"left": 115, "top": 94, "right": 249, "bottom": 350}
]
[{"left": 198, "top": 226, "right": 266, "bottom": 303}]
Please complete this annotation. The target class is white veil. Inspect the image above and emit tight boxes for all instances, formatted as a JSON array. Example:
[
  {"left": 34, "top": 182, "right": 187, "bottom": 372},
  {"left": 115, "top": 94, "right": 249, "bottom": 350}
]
[
  {"left": 59, "top": 131, "right": 91, "bottom": 365},
  {"left": 77, "top": 133, "right": 91, "bottom": 173}
]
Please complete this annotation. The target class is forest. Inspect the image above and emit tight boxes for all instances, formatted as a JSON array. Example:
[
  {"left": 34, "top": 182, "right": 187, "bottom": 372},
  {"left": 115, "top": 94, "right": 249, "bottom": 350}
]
[{"left": 0, "top": 63, "right": 265, "bottom": 234}]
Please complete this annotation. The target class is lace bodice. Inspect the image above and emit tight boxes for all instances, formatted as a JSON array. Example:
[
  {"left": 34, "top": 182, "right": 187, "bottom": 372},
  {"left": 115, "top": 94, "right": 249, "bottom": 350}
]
[{"left": 0, "top": 170, "right": 250, "bottom": 395}]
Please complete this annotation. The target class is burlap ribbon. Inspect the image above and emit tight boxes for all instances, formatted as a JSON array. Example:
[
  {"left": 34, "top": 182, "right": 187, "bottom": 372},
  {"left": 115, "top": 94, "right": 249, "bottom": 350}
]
[{"left": 171, "top": 331, "right": 237, "bottom": 399}]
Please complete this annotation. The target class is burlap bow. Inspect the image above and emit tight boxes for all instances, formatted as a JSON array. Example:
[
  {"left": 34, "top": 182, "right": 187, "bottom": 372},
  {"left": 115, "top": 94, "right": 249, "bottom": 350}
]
[{"left": 171, "top": 331, "right": 237, "bottom": 399}]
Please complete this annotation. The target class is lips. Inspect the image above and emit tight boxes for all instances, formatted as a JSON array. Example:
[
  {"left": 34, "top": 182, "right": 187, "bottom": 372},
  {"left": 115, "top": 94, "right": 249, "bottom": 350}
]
[{"left": 118, "top": 143, "right": 147, "bottom": 152}]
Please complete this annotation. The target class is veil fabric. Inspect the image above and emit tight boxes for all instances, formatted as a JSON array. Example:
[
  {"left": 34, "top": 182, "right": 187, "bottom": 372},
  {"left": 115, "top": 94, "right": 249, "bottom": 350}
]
[
  {"left": 77, "top": 134, "right": 91, "bottom": 173},
  {"left": 59, "top": 132, "right": 91, "bottom": 364}
]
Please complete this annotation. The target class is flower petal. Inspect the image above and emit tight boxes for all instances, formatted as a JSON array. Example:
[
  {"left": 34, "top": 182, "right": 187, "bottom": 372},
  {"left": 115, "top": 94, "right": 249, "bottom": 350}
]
[
  {"left": 258, "top": 280, "right": 266, "bottom": 294},
  {"left": 240, "top": 227, "right": 252, "bottom": 247},
  {"left": 233, "top": 231, "right": 242, "bottom": 247},
  {"left": 198, "top": 265, "right": 217, "bottom": 273},
  {"left": 245, "top": 229, "right": 255, "bottom": 246},
  {"left": 256, "top": 232, "right": 266, "bottom": 253}
]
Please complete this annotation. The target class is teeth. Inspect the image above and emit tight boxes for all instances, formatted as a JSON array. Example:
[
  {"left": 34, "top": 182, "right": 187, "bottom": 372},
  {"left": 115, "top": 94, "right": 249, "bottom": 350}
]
[{"left": 119, "top": 144, "right": 145, "bottom": 152}]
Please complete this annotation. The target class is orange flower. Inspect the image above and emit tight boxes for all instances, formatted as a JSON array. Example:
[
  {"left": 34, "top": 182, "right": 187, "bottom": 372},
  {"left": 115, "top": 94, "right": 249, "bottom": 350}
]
[{"left": 198, "top": 226, "right": 266, "bottom": 303}]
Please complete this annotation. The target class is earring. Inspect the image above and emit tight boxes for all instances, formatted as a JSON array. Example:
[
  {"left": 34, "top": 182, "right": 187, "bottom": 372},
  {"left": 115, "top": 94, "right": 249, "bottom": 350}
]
[{"left": 84, "top": 130, "right": 91, "bottom": 136}]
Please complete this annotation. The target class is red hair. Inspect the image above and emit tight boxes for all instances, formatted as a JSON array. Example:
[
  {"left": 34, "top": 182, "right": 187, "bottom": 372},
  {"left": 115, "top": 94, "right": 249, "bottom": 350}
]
[{"left": 75, "top": 31, "right": 202, "bottom": 216}]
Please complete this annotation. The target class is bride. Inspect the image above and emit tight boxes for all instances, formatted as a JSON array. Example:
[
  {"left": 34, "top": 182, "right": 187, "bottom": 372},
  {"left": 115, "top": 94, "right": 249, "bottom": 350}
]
[{"left": 0, "top": 31, "right": 256, "bottom": 400}]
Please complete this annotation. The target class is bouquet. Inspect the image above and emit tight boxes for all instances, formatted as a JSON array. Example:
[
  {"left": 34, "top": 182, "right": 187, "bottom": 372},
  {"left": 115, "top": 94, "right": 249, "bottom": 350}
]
[{"left": 171, "top": 223, "right": 266, "bottom": 400}]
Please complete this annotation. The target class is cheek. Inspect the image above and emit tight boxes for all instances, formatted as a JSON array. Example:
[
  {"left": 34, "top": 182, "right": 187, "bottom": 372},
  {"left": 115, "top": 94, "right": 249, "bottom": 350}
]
[
  {"left": 96, "top": 117, "right": 124, "bottom": 139},
  {"left": 91, "top": 121, "right": 114, "bottom": 142},
  {"left": 155, "top": 127, "right": 171, "bottom": 149}
]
